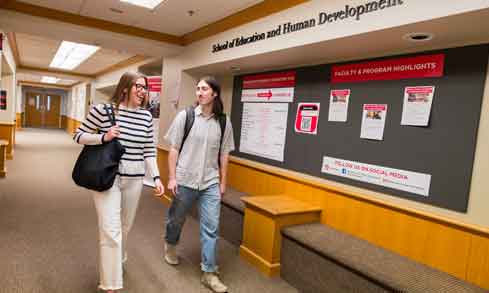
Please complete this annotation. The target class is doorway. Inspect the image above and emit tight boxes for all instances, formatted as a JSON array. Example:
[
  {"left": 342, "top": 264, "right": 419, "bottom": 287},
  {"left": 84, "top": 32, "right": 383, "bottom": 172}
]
[{"left": 25, "top": 93, "right": 61, "bottom": 128}]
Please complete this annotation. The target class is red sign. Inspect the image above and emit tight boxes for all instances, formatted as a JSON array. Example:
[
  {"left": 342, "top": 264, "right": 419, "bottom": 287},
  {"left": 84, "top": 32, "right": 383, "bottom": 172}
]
[
  {"left": 0, "top": 90, "right": 6, "bottom": 110},
  {"left": 331, "top": 54, "right": 445, "bottom": 83},
  {"left": 147, "top": 76, "right": 162, "bottom": 93},
  {"left": 243, "top": 71, "right": 296, "bottom": 89},
  {"left": 295, "top": 103, "right": 320, "bottom": 135}
]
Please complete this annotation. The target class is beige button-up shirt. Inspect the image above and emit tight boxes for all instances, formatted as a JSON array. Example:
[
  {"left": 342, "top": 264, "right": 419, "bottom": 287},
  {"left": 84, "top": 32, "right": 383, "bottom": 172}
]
[{"left": 164, "top": 106, "right": 235, "bottom": 190}]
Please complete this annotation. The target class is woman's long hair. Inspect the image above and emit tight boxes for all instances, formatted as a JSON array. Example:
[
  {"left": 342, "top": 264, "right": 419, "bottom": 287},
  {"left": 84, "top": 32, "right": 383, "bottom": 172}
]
[
  {"left": 197, "top": 76, "right": 224, "bottom": 118},
  {"left": 111, "top": 72, "right": 148, "bottom": 111}
]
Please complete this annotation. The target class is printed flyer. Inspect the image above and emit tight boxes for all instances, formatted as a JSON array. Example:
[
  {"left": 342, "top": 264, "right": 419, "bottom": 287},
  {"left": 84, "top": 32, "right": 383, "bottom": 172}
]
[
  {"left": 328, "top": 89, "right": 350, "bottom": 122},
  {"left": 360, "top": 104, "right": 387, "bottom": 140},
  {"left": 401, "top": 86, "right": 435, "bottom": 126}
]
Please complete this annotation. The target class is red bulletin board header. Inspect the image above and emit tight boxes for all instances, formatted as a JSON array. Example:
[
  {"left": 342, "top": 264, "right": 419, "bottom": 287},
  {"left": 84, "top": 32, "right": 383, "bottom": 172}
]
[
  {"left": 331, "top": 54, "right": 445, "bottom": 83},
  {"left": 147, "top": 76, "right": 162, "bottom": 93},
  {"left": 242, "top": 71, "right": 296, "bottom": 89}
]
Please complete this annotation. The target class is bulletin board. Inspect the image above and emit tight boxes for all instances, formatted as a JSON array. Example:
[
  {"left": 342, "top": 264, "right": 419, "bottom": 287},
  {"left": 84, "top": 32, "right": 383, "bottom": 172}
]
[{"left": 230, "top": 44, "right": 489, "bottom": 212}]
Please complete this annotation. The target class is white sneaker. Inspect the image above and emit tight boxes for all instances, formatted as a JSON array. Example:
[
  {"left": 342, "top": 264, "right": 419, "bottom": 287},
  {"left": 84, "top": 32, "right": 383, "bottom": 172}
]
[
  {"left": 164, "top": 243, "right": 179, "bottom": 265},
  {"left": 201, "top": 272, "right": 228, "bottom": 293}
]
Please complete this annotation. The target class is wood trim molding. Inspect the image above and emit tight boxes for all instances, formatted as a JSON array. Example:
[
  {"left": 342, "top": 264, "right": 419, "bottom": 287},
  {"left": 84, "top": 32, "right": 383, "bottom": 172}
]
[
  {"left": 6, "top": 32, "right": 20, "bottom": 65},
  {"left": 94, "top": 55, "right": 148, "bottom": 77},
  {"left": 0, "top": 0, "right": 184, "bottom": 45},
  {"left": 18, "top": 65, "right": 95, "bottom": 79},
  {"left": 18, "top": 81, "right": 71, "bottom": 89},
  {"left": 182, "top": 0, "right": 310, "bottom": 44}
]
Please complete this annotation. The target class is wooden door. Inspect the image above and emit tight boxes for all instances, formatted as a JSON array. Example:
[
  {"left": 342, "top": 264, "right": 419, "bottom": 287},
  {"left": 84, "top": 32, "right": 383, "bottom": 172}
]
[
  {"left": 24, "top": 93, "right": 61, "bottom": 128},
  {"left": 44, "top": 95, "right": 61, "bottom": 128},
  {"left": 25, "top": 93, "right": 43, "bottom": 127}
]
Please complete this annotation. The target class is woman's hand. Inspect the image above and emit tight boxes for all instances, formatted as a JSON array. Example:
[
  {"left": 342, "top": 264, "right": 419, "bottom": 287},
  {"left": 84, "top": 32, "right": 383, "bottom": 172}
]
[
  {"left": 154, "top": 179, "right": 165, "bottom": 197},
  {"left": 104, "top": 125, "right": 120, "bottom": 142},
  {"left": 167, "top": 178, "right": 177, "bottom": 196}
]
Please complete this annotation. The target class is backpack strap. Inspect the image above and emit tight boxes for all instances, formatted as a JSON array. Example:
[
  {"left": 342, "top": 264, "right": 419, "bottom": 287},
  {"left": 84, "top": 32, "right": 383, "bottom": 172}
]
[
  {"left": 179, "top": 106, "right": 195, "bottom": 153},
  {"left": 217, "top": 114, "right": 226, "bottom": 168}
]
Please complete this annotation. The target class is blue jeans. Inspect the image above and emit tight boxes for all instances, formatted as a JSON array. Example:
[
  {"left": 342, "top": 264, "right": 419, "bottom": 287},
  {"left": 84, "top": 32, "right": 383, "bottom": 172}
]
[{"left": 165, "top": 183, "right": 221, "bottom": 273}]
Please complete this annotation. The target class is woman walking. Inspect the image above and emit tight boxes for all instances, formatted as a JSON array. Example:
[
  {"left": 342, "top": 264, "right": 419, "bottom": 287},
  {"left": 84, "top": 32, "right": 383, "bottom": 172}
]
[{"left": 74, "top": 72, "right": 164, "bottom": 292}]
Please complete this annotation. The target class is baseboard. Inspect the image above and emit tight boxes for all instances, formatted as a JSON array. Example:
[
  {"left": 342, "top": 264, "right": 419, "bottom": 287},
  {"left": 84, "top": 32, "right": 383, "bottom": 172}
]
[{"left": 239, "top": 245, "right": 280, "bottom": 277}]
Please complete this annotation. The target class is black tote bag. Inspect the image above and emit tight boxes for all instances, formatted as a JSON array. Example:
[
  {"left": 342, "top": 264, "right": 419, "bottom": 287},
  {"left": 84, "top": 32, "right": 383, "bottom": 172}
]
[{"left": 72, "top": 104, "right": 125, "bottom": 192}]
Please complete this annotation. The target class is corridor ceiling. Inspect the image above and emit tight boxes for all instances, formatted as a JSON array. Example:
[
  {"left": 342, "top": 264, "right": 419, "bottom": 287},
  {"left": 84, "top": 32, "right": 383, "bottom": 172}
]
[{"left": 1, "top": 0, "right": 296, "bottom": 88}]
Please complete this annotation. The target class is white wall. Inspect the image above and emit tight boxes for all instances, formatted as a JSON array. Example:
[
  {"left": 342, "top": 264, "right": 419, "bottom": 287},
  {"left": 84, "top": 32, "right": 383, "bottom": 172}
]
[
  {"left": 67, "top": 83, "right": 88, "bottom": 121},
  {"left": 0, "top": 74, "right": 16, "bottom": 122},
  {"left": 16, "top": 84, "right": 22, "bottom": 114},
  {"left": 0, "top": 30, "right": 17, "bottom": 123}
]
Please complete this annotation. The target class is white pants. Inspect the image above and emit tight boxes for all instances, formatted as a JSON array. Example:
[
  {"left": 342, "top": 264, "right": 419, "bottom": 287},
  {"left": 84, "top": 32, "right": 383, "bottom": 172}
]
[{"left": 92, "top": 176, "right": 143, "bottom": 290}]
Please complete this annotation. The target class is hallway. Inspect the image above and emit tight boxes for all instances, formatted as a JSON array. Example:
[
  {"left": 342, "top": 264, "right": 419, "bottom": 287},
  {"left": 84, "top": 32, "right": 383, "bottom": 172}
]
[{"left": 0, "top": 129, "right": 296, "bottom": 293}]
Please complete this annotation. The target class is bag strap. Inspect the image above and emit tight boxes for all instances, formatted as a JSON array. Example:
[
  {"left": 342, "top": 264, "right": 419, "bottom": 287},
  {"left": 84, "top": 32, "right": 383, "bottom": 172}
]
[
  {"left": 179, "top": 106, "right": 195, "bottom": 153},
  {"left": 217, "top": 114, "right": 226, "bottom": 168},
  {"left": 104, "top": 104, "right": 117, "bottom": 126}
]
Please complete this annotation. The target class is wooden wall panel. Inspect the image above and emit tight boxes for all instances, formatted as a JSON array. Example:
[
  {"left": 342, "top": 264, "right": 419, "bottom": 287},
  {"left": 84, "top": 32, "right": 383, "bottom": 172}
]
[
  {"left": 0, "top": 123, "right": 14, "bottom": 159},
  {"left": 60, "top": 115, "right": 67, "bottom": 131},
  {"left": 16, "top": 113, "right": 23, "bottom": 128},
  {"left": 65, "top": 117, "right": 81, "bottom": 134},
  {"left": 467, "top": 235, "right": 489, "bottom": 288}
]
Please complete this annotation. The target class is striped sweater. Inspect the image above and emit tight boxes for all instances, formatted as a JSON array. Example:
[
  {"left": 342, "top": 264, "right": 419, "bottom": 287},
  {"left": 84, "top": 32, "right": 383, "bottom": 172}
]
[{"left": 74, "top": 103, "right": 160, "bottom": 180}]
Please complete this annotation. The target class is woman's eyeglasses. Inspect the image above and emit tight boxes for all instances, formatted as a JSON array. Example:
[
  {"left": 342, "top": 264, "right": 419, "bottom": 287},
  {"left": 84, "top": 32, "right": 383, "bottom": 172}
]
[{"left": 134, "top": 84, "right": 148, "bottom": 91}]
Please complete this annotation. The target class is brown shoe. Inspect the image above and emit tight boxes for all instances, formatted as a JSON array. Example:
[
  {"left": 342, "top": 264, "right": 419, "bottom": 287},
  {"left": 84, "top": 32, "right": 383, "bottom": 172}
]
[
  {"left": 201, "top": 272, "right": 228, "bottom": 293},
  {"left": 164, "top": 243, "right": 179, "bottom": 265}
]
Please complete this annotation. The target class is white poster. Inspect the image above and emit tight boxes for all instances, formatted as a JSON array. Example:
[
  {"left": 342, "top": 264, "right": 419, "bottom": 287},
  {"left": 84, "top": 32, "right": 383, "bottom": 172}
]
[
  {"left": 321, "top": 156, "right": 431, "bottom": 196},
  {"left": 401, "top": 86, "right": 435, "bottom": 126},
  {"left": 328, "top": 89, "right": 350, "bottom": 122},
  {"left": 360, "top": 104, "right": 388, "bottom": 140},
  {"left": 239, "top": 103, "right": 288, "bottom": 162},
  {"left": 241, "top": 87, "right": 294, "bottom": 103}
]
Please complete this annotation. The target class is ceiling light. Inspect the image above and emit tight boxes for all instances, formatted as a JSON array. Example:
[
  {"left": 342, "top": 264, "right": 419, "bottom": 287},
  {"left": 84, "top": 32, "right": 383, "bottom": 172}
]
[
  {"left": 41, "top": 76, "right": 59, "bottom": 84},
  {"left": 50, "top": 41, "right": 99, "bottom": 70},
  {"left": 120, "top": 0, "right": 165, "bottom": 10},
  {"left": 402, "top": 32, "right": 434, "bottom": 42},
  {"left": 110, "top": 8, "right": 124, "bottom": 14}
]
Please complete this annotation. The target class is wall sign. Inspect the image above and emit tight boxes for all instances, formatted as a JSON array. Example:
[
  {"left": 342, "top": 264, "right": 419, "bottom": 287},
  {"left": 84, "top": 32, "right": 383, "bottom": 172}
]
[
  {"left": 295, "top": 103, "right": 320, "bottom": 135},
  {"left": 331, "top": 54, "right": 445, "bottom": 83},
  {"left": 212, "top": 0, "right": 406, "bottom": 53},
  {"left": 321, "top": 156, "right": 431, "bottom": 196},
  {"left": 0, "top": 90, "right": 7, "bottom": 110},
  {"left": 241, "top": 71, "right": 296, "bottom": 102}
]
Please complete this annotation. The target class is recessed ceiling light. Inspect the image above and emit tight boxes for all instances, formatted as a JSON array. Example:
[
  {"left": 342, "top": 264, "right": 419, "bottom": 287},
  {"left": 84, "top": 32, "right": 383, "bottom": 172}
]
[
  {"left": 41, "top": 76, "right": 59, "bottom": 84},
  {"left": 110, "top": 8, "right": 124, "bottom": 14},
  {"left": 230, "top": 66, "right": 241, "bottom": 72},
  {"left": 50, "top": 41, "right": 99, "bottom": 70},
  {"left": 402, "top": 32, "right": 434, "bottom": 42},
  {"left": 120, "top": 0, "right": 165, "bottom": 10}
]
